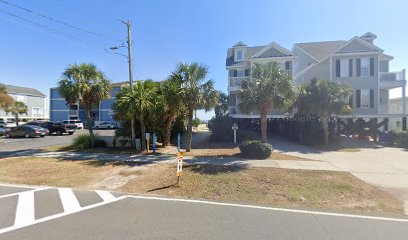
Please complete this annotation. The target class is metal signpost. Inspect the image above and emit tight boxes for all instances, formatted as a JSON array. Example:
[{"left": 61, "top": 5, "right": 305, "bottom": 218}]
[
  {"left": 232, "top": 123, "right": 239, "bottom": 143},
  {"left": 177, "top": 133, "right": 181, "bottom": 152},
  {"left": 176, "top": 152, "right": 183, "bottom": 184},
  {"left": 153, "top": 133, "right": 156, "bottom": 154}
]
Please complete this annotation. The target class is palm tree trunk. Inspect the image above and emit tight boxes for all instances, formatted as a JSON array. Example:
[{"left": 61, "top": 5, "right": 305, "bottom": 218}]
[
  {"left": 140, "top": 115, "right": 146, "bottom": 151},
  {"left": 130, "top": 117, "right": 136, "bottom": 148},
  {"left": 321, "top": 115, "right": 329, "bottom": 145},
  {"left": 186, "top": 107, "right": 194, "bottom": 152},
  {"left": 163, "top": 116, "right": 175, "bottom": 147},
  {"left": 260, "top": 107, "right": 268, "bottom": 143},
  {"left": 85, "top": 107, "right": 95, "bottom": 147},
  {"left": 194, "top": 110, "right": 197, "bottom": 120},
  {"left": 14, "top": 114, "right": 19, "bottom": 126}
]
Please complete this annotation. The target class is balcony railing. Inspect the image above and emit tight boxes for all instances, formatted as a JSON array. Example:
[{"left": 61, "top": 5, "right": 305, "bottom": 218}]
[
  {"left": 379, "top": 70, "right": 406, "bottom": 81},
  {"left": 229, "top": 77, "right": 249, "bottom": 87}
]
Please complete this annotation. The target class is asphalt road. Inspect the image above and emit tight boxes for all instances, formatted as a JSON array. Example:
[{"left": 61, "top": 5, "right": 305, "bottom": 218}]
[{"left": 0, "top": 184, "right": 407, "bottom": 240}]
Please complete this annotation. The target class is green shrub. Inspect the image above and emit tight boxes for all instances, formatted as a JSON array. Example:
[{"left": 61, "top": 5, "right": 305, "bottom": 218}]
[
  {"left": 72, "top": 133, "right": 92, "bottom": 150},
  {"left": 72, "top": 134, "right": 106, "bottom": 150},
  {"left": 239, "top": 140, "right": 273, "bottom": 159},
  {"left": 388, "top": 131, "right": 397, "bottom": 145},
  {"left": 396, "top": 132, "right": 408, "bottom": 149}
]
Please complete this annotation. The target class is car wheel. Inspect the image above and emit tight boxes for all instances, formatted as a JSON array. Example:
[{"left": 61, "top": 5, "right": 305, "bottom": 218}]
[
  {"left": 24, "top": 133, "right": 30, "bottom": 138},
  {"left": 57, "top": 130, "right": 62, "bottom": 136},
  {"left": 68, "top": 132, "right": 74, "bottom": 135},
  {"left": 40, "top": 135, "right": 45, "bottom": 138}
]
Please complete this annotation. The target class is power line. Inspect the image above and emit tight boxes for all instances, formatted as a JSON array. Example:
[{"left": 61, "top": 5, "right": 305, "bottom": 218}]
[
  {"left": 0, "top": 0, "right": 123, "bottom": 43},
  {"left": 0, "top": 8, "right": 125, "bottom": 60}
]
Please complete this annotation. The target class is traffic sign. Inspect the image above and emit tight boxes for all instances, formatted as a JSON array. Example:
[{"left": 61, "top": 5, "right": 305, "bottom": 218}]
[{"left": 177, "top": 152, "right": 183, "bottom": 177}]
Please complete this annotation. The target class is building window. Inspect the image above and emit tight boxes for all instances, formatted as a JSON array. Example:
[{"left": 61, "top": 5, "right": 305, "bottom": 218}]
[
  {"left": 360, "top": 89, "right": 370, "bottom": 108},
  {"left": 16, "top": 95, "right": 27, "bottom": 102},
  {"left": 340, "top": 59, "right": 349, "bottom": 77},
  {"left": 32, "top": 107, "right": 44, "bottom": 117},
  {"left": 361, "top": 58, "right": 370, "bottom": 77},
  {"left": 236, "top": 50, "right": 243, "bottom": 61},
  {"left": 396, "top": 121, "right": 401, "bottom": 128},
  {"left": 237, "top": 70, "right": 245, "bottom": 77}
]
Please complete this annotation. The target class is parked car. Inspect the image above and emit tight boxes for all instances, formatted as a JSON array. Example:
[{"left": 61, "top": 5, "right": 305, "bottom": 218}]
[
  {"left": 4, "top": 125, "right": 48, "bottom": 138},
  {"left": 27, "top": 121, "right": 75, "bottom": 135},
  {"left": 95, "top": 121, "right": 117, "bottom": 129},
  {"left": 63, "top": 120, "right": 84, "bottom": 129}
]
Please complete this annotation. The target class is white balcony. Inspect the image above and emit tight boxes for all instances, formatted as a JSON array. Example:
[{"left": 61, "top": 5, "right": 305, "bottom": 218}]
[{"left": 379, "top": 70, "right": 406, "bottom": 88}]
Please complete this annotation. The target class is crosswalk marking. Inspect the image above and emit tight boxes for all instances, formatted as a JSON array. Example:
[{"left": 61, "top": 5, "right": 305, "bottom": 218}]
[
  {"left": 14, "top": 191, "right": 35, "bottom": 227},
  {"left": 95, "top": 190, "right": 116, "bottom": 202},
  {"left": 58, "top": 188, "right": 81, "bottom": 213}
]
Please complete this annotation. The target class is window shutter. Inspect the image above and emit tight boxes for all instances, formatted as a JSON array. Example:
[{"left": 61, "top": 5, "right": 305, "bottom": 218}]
[
  {"left": 336, "top": 60, "right": 340, "bottom": 77},
  {"left": 349, "top": 94, "right": 353, "bottom": 107},
  {"left": 233, "top": 70, "right": 237, "bottom": 77},
  {"left": 356, "top": 90, "right": 361, "bottom": 108},
  {"left": 349, "top": 59, "right": 353, "bottom": 77},
  {"left": 370, "top": 58, "right": 374, "bottom": 76},
  {"left": 356, "top": 58, "right": 361, "bottom": 76},
  {"left": 285, "top": 61, "right": 290, "bottom": 70},
  {"left": 245, "top": 69, "right": 249, "bottom": 76},
  {"left": 370, "top": 89, "right": 374, "bottom": 108}
]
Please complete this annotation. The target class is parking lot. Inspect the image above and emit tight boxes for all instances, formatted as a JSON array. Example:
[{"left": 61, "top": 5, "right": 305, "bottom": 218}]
[{"left": 0, "top": 129, "right": 115, "bottom": 153}]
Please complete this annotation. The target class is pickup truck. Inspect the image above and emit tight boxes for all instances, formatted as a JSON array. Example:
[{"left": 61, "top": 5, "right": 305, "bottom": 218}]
[{"left": 27, "top": 121, "right": 76, "bottom": 135}]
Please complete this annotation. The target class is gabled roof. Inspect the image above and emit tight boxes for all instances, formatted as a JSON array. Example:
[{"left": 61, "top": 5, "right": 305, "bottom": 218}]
[
  {"left": 251, "top": 42, "right": 295, "bottom": 59},
  {"left": 2, "top": 84, "right": 45, "bottom": 97},
  {"left": 226, "top": 42, "right": 294, "bottom": 67},
  {"left": 226, "top": 46, "right": 264, "bottom": 67},
  {"left": 294, "top": 41, "right": 347, "bottom": 61},
  {"left": 111, "top": 81, "right": 129, "bottom": 87},
  {"left": 233, "top": 41, "right": 247, "bottom": 47},
  {"left": 334, "top": 36, "right": 383, "bottom": 54}
]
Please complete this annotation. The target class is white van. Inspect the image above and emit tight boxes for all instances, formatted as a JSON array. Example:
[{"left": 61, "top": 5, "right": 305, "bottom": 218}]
[{"left": 63, "top": 120, "right": 84, "bottom": 129}]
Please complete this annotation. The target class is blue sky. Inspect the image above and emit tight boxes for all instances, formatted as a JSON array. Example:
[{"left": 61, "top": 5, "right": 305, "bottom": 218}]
[{"left": 0, "top": 0, "right": 407, "bottom": 120}]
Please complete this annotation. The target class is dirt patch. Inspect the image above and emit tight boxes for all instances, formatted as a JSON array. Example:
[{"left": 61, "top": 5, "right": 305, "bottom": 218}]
[{"left": 120, "top": 163, "right": 403, "bottom": 216}]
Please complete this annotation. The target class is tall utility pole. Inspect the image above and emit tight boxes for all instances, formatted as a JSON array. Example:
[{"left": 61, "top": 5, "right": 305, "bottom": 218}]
[{"left": 123, "top": 20, "right": 136, "bottom": 148}]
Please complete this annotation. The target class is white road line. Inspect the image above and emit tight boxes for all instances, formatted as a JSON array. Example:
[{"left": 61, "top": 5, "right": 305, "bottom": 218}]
[
  {"left": 14, "top": 191, "right": 35, "bottom": 227},
  {"left": 95, "top": 190, "right": 116, "bottom": 202},
  {"left": 126, "top": 195, "right": 408, "bottom": 223},
  {"left": 58, "top": 188, "right": 81, "bottom": 213},
  {"left": 0, "top": 195, "right": 127, "bottom": 235},
  {"left": 0, "top": 188, "right": 51, "bottom": 200}
]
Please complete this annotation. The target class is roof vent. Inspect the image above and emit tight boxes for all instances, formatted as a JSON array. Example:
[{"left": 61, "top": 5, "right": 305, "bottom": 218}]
[{"left": 361, "top": 32, "right": 377, "bottom": 44}]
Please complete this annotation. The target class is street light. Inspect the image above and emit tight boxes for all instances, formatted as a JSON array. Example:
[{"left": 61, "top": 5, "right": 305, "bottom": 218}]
[{"left": 110, "top": 20, "right": 137, "bottom": 149}]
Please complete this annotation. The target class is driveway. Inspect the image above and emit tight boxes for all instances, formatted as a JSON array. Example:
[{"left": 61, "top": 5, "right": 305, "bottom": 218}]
[
  {"left": 268, "top": 136, "right": 408, "bottom": 212},
  {"left": 0, "top": 183, "right": 407, "bottom": 239}
]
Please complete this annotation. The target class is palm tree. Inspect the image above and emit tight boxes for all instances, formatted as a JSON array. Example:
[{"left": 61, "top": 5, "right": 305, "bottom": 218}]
[
  {"left": 239, "top": 63, "right": 295, "bottom": 142},
  {"left": 0, "top": 84, "right": 14, "bottom": 110},
  {"left": 114, "top": 80, "right": 155, "bottom": 151},
  {"left": 172, "top": 62, "right": 219, "bottom": 152},
  {"left": 294, "top": 79, "right": 352, "bottom": 145},
  {"left": 214, "top": 92, "right": 229, "bottom": 118},
  {"left": 58, "top": 63, "right": 111, "bottom": 146},
  {"left": 5, "top": 101, "right": 28, "bottom": 126},
  {"left": 159, "top": 75, "right": 184, "bottom": 146}
]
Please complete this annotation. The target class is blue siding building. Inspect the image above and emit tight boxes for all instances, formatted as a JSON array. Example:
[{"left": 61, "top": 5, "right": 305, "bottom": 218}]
[{"left": 49, "top": 82, "right": 125, "bottom": 126}]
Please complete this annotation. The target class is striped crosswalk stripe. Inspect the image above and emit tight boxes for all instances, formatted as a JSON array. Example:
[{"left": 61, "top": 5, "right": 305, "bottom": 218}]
[
  {"left": 95, "top": 190, "right": 116, "bottom": 202},
  {"left": 14, "top": 191, "right": 35, "bottom": 227},
  {"left": 58, "top": 188, "right": 81, "bottom": 213}
]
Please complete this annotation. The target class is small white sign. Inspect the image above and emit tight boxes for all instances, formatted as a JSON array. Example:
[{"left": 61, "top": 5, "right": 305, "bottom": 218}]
[
  {"left": 232, "top": 124, "right": 238, "bottom": 143},
  {"left": 232, "top": 123, "right": 238, "bottom": 131},
  {"left": 177, "top": 152, "right": 183, "bottom": 176}
]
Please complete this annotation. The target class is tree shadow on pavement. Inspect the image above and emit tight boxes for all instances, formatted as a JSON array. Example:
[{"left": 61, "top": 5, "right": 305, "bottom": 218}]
[{"left": 185, "top": 163, "right": 248, "bottom": 175}]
